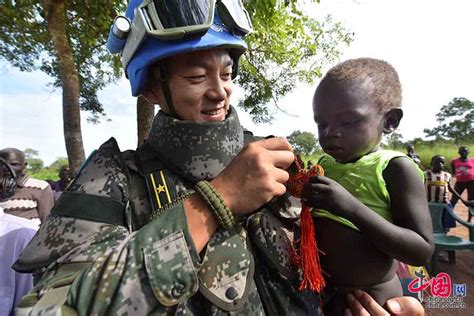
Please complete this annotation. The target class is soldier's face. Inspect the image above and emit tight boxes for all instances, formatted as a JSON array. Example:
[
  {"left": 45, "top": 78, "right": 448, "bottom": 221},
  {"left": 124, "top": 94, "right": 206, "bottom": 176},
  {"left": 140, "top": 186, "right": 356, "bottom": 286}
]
[{"left": 151, "top": 49, "right": 234, "bottom": 122}]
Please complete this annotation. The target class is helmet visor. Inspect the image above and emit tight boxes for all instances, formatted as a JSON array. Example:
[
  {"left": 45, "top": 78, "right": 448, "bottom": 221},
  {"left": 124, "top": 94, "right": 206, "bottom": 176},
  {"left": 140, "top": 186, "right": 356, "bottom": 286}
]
[
  {"left": 218, "top": 0, "right": 253, "bottom": 36},
  {"left": 143, "top": 0, "right": 214, "bottom": 39},
  {"left": 122, "top": 0, "right": 252, "bottom": 70}
]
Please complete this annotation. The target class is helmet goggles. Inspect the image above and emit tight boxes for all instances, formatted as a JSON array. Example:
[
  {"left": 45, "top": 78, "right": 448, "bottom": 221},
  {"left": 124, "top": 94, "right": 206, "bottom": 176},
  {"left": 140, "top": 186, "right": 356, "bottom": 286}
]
[{"left": 122, "top": 0, "right": 252, "bottom": 70}]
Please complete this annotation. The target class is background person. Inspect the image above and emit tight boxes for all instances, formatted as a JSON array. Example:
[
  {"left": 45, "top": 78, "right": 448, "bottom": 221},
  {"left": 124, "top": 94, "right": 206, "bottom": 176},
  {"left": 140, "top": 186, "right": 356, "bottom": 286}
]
[
  {"left": 0, "top": 148, "right": 54, "bottom": 224},
  {"left": 50, "top": 165, "right": 72, "bottom": 201},
  {"left": 0, "top": 206, "right": 38, "bottom": 315},
  {"left": 450, "top": 146, "right": 474, "bottom": 221},
  {"left": 424, "top": 155, "right": 457, "bottom": 231},
  {"left": 406, "top": 144, "right": 422, "bottom": 167},
  {"left": 0, "top": 164, "right": 39, "bottom": 315}
]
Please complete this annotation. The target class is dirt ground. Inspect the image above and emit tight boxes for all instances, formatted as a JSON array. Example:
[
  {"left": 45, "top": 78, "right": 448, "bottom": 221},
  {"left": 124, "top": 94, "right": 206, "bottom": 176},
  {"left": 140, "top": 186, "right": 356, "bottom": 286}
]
[{"left": 425, "top": 194, "right": 473, "bottom": 316}]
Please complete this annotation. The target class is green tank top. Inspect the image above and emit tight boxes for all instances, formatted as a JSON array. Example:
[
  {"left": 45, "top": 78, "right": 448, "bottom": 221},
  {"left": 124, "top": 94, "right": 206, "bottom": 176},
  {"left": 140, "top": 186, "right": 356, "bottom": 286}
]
[{"left": 313, "top": 150, "right": 422, "bottom": 230}]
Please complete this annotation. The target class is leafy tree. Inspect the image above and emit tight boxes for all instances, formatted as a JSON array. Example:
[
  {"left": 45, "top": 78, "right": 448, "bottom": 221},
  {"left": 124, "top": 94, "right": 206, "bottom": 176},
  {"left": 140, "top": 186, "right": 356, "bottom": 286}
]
[
  {"left": 239, "top": 0, "right": 353, "bottom": 122},
  {"left": 287, "top": 130, "right": 318, "bottom": 156},
  {"left": 48, "top": 157, "right": 69, "bottom": 172},
  {"left": 424, "top": 97, "right": 474, "bottom": 144},
  {"left": 384, "top": 131, "right": 404, "bottom": 148},
  {"left": 0, "top": 1, "right": 125, "bottom": 174},
  {"left": 23, "top": 148, "right": 44, "bottom": 172}
]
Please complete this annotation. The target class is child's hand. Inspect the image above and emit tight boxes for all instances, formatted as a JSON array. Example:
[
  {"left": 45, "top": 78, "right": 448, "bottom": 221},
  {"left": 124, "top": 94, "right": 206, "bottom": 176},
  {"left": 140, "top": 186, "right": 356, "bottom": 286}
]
[{"left": 302, "top": 175, "right": 359, "bottom": 218}]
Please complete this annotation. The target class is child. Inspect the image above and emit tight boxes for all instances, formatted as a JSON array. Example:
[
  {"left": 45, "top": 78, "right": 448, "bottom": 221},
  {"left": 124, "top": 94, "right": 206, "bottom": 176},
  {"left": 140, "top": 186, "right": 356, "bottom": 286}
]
[
  {"left": 302, "top": 58, "right": 433, "bottom": 315},
  {"left": 424, "top": 155, "right": 456, "bottom": 231}
]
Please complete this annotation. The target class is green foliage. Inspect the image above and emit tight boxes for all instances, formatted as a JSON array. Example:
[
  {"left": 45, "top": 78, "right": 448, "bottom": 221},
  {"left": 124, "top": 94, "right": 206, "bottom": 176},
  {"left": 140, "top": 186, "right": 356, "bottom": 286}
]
[
  {"left": 49, "top": 157, "right": 69, "bottom": 171},
  {"left": 23, "top": 148, "right": 44, "bottom": 172},
  {"left": 28, "top": 157, "right": 69, "bottom": 181},
  {"left": 287, "top": 130, "right": 318, "bottom": 156},
  {"left": 385, "top": 131, "right": 404, "bottom": 148},
  {"left": 30, "top": 168, "right": 58, "bottom": 181},
  {"left": 23, "top": 148, "right": 39, "bottom": 159},
  {"left": 424, "top": 97, "right": 474, "bottom": 144},
  {"left": 385, "top": 140, "right": 474, "bottom": 172},
  {"left": 0, "top": 1, "right": 126, "bottom": 120},
  {"left": 238, "top": 0, "right": 353, "bottom": 122}
]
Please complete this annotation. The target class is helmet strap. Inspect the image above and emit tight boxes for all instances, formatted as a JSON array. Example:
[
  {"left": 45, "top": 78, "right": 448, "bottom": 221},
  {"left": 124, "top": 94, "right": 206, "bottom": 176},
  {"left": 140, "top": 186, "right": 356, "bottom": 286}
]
[
  {"left": 161, "top": 81, "right": 181, "bottom": 120},
  {"left": 153, "top": 66, "right": 181, "bottom": 120}
]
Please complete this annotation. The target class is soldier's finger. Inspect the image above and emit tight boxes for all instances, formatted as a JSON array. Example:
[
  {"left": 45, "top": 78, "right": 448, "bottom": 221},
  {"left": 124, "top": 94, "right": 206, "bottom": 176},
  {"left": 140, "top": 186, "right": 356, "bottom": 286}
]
[
  {"left": 348, "top": 291, "right": 390, "bottom": 316},
  {"left": 272, "top": 167, "right": 290, "bottom": 184},
  {"left": 346, "top": 293, "right": 371, "bottom": 316},
  {"left": 259, "top": 137, "right": 293, "bottom": 152},
  {"left": 270, "top": 150, "right": 296, "bottom": 169}
]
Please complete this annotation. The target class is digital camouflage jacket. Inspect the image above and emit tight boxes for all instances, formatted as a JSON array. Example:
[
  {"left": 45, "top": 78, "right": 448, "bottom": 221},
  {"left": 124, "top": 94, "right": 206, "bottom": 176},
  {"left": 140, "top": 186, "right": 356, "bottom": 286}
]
[{"left": 13, "top": 137, "right": 318, "bottom": 315}]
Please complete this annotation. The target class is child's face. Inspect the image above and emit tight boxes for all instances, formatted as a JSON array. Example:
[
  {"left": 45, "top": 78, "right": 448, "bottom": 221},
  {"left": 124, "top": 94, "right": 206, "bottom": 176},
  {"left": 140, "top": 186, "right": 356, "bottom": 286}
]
[
  {"left": 313, "top": 80, "right": 385, "bottom": 163},
  {"left": 431, "top": 157, "right": 445, "bottom": 172}
]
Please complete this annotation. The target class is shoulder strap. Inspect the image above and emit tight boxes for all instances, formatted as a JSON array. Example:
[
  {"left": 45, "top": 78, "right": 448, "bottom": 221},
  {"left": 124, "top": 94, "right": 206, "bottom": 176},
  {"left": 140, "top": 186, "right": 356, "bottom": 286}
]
[
  {"left": 51, "top": 138, "right": 130, "bottom": 227},
  {"left": 136, "top": 143, "right": 191, "bottom": 220}
]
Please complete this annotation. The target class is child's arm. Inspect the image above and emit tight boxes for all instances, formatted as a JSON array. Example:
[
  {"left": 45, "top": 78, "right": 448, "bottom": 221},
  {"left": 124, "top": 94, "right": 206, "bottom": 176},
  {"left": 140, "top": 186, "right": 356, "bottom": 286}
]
[
  {"left": 303, "top": 157, "right": 433, "bottom": 266},
  {"left": 448, "top": 182, "right": 474, "bottom": 207}
]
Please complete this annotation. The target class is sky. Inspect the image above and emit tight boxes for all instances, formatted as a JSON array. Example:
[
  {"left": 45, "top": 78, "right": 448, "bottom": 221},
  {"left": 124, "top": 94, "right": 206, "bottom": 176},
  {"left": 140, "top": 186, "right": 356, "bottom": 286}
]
[{"left": 1, "top": 0, "right": 474, "bottom": 165}]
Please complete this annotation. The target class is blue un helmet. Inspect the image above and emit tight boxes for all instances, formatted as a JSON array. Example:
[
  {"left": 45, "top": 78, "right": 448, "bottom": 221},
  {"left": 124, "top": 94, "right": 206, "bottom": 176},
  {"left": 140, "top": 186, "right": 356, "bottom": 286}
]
[{"left": 107, "top": 0, "right": 252, "bottom": 97}]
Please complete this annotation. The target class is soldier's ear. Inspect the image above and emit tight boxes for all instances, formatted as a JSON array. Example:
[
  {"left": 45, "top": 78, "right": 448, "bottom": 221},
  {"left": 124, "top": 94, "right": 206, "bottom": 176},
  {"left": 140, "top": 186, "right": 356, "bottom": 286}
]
[
  {"left": 383, "top": 108, "right": 403, "bottom": 134},
  {"left": 141, "top": 85, "right": 161, "bottom": 105}
]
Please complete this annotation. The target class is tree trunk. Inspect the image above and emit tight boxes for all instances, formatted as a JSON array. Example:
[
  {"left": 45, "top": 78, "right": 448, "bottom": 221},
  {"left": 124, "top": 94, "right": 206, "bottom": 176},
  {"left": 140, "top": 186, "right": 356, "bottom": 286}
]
[
  {"left": 43, "top": 0, "right": 85, "bottom": 175},
  {"left": 137, "top": 96, "right": 155, "bottom": 146}
]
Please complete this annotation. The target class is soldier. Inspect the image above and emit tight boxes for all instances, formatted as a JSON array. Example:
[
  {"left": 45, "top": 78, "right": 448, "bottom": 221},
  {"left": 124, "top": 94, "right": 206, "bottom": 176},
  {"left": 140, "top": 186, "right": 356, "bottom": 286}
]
[{"left": 14, "top": 1, "right": 423, "bottom": 315}]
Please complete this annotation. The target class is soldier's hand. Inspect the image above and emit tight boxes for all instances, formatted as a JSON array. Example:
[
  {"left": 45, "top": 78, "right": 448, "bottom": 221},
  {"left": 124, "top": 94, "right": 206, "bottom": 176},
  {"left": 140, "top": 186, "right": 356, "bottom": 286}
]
[
  {"left": 211, "top": 137, "right": 294, "bottom": 215},
  {"left": 345, "top": 290, "right": 424, "bottom": 316}
]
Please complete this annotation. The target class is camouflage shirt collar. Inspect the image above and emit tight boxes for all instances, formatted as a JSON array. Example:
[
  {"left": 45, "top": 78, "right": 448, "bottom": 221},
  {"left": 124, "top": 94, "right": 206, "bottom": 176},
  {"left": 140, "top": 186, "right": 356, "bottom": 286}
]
[{"left": 146, "top": 106, "right": 244, "bottom": 183}]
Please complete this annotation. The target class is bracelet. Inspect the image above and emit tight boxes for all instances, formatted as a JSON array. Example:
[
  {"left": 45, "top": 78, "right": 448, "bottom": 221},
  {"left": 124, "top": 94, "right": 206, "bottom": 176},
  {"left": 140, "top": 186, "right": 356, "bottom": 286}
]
[{"left": 195, "top": 180, "right": 235, "bottom": 230}]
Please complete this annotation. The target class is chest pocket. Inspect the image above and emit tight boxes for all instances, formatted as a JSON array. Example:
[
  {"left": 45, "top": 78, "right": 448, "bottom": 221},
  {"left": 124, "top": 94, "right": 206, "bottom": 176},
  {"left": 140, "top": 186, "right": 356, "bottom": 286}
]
[{"left": 197, "top": 226, "right": 255, "bottom": 311}]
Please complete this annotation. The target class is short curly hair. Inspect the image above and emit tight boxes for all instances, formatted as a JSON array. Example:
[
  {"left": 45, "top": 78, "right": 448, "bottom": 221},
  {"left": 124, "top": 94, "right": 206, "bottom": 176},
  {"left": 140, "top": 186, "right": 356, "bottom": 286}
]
[{"left": 319, "top": 58, "right": 402, "bottom": 112}]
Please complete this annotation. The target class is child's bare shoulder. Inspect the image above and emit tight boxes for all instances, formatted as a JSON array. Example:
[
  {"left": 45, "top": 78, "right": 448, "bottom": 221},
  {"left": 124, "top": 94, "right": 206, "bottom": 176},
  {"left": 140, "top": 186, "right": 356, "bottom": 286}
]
[{"left": 383, "top": 156, "right": 423, "bottom": 186}]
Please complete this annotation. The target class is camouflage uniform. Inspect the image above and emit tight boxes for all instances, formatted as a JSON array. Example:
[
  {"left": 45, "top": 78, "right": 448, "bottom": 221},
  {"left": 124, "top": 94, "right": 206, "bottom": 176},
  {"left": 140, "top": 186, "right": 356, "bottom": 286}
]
[{"left": 14, "top": 108, "right": 318, "bottom": 315}]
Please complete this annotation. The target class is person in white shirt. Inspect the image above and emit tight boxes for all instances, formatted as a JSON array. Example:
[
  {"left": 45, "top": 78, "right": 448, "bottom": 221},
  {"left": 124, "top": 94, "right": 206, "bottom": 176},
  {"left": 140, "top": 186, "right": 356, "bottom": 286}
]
[{"left": 0, "top": 206, "right": 38, "bottom": 315}]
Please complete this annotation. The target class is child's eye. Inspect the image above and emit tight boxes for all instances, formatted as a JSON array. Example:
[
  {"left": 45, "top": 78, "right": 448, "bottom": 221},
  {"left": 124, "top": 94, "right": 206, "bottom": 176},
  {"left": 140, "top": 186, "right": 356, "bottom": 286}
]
[{"left": 342, "top": 119, "right": 359, "bottom": 126}]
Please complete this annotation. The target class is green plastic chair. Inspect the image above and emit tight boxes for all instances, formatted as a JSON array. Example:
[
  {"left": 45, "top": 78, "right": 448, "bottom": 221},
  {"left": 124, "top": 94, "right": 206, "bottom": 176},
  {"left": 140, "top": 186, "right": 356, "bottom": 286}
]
[{"left": 428, "top": 202, "right": 474, "bottom": 275}]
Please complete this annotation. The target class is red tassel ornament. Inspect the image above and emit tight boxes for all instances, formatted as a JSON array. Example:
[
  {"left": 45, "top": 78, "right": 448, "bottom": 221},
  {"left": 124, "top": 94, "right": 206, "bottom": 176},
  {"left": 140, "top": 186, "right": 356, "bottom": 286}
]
[{"left": 286, "top": 156, "right": 326, "bottom": 292}]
